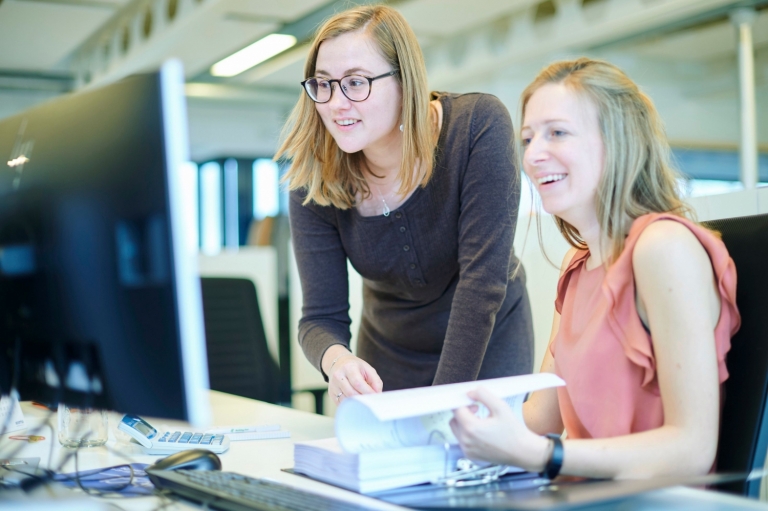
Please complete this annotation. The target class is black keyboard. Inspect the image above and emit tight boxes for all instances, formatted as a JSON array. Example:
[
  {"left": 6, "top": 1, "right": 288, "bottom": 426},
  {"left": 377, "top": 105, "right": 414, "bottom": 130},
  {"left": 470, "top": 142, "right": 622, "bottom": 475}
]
[{"left": 147, "top": 469, "right": 386, "bottom": 511}]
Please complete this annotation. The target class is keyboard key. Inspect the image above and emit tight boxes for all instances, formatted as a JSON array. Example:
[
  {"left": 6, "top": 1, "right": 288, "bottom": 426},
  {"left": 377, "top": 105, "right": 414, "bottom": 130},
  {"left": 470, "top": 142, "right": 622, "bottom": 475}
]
[
  {"left": 150, "top": 469, "right": 378, "bottom": 511},
  {"left": 190, "top": 433, "right": 202, "bottom": 444}
]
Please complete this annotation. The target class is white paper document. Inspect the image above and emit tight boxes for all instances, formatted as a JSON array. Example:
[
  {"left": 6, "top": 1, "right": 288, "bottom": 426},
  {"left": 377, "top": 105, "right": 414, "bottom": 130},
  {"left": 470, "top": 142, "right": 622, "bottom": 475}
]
[
  {"left": 0, "top": 394, "right": 26, "bottom": 435},
  {"left": 293, "top": 373, "right": 565, "bottom": 493},
  {"left": 335, "top": 372, "right": 565, "bottom": 453}
]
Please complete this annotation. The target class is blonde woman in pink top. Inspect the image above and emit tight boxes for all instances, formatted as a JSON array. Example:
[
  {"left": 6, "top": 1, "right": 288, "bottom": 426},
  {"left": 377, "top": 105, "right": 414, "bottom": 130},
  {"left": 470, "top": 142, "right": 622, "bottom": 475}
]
[{"left": 450, "top": 58, "right": 740, "bottom": 479}]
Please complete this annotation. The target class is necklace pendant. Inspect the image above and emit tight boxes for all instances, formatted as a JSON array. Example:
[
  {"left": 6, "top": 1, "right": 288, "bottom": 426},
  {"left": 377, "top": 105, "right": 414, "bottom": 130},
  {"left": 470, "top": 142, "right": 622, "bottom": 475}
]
[{"left": 382, "top": 201, "right": 390, "bottom": 217}]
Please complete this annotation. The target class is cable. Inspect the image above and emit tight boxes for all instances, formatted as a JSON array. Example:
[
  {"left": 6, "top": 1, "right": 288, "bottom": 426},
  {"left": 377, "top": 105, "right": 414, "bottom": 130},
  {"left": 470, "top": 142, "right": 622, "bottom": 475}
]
[{"left": 1, "top": 396, "right": 174, "bottom": 509}]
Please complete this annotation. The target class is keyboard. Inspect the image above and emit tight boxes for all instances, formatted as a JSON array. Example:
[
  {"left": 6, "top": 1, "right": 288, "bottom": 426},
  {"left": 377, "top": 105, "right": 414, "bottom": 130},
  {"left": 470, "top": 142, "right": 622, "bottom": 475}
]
[{"left": 148, "top": 469, "right": 382, "bottom": 511}]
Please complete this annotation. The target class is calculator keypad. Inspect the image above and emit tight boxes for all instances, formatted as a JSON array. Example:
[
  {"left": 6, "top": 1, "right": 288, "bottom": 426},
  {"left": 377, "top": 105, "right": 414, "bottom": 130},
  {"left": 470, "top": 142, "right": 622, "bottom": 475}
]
[{"left": 158, "top": 431, "right": 225, "bottom": 445}]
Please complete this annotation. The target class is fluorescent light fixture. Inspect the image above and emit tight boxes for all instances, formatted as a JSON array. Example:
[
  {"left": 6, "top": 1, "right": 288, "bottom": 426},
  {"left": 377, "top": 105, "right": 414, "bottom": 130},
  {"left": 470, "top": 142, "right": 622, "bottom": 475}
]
[{"left": 211, "top": 34, "right": 297, "bottom": 77}]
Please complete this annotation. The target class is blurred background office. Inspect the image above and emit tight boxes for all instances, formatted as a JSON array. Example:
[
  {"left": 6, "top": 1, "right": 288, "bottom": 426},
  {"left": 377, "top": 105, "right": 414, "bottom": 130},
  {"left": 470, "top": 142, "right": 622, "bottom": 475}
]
[{"left": 1, "top": 0, "right": 765, "bottom": 415}]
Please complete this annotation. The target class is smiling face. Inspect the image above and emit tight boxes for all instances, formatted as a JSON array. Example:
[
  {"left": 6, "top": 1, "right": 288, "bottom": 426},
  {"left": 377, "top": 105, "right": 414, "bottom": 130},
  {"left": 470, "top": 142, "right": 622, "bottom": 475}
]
[
  {"left": 522, "top": 83, "right": 605, "bottom": 227},
  {"left": 313, "top": 30, "right": 403, "bottom": 158}
]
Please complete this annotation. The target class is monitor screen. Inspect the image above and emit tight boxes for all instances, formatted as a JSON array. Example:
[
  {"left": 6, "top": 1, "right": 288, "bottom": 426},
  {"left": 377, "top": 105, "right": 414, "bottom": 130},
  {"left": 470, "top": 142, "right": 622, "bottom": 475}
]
[{"left": 0, "top": 61, "right": 210, "bottom": 426}]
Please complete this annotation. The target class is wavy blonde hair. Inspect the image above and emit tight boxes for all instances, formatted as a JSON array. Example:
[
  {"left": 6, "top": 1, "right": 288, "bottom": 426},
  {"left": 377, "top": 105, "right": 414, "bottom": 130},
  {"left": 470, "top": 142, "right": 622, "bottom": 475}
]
[
  {"left": 521, "top": 58, "right": 692, "bottom": 264},
  {"left": 276, "top": 5, "right": 434, "bottom": 209}
]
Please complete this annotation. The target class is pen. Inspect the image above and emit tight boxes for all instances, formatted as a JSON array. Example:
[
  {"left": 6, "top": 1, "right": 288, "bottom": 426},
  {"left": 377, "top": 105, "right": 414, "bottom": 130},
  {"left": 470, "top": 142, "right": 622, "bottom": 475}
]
[{"left": 205, "top": 424, "right": 281, "bottom": 434}]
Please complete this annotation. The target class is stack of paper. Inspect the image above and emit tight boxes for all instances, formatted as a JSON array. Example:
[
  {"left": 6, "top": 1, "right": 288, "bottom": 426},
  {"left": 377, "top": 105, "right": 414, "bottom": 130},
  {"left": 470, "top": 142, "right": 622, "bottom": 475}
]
[
  {"left": 293, "top": 373, "right": 565, "bottom": 494},
  {"left": 294, "top": 437, "right": 463, "bottom": 493},
  {"left": 0, "top": 394, "right": 26, "bottom": 434}
]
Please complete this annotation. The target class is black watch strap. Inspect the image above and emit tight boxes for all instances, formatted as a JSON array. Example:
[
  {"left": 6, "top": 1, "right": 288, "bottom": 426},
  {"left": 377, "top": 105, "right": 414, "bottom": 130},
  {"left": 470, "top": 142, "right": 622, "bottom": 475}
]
[{"left": 543, "top": 433, "right": 564, "bottom": 480}]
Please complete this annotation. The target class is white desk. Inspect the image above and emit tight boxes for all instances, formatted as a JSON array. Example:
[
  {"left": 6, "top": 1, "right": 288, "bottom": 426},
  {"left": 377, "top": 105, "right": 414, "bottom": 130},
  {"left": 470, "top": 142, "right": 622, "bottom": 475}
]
[{"left": 2, "top": 392, "right": 768, "bottom": 511}]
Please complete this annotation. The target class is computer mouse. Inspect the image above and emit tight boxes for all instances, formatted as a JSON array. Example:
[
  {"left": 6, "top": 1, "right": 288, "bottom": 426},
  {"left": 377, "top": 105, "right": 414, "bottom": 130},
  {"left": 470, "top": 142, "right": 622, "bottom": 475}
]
[{"left": 152, "top": 449, "right": 222, "bottom": 471}]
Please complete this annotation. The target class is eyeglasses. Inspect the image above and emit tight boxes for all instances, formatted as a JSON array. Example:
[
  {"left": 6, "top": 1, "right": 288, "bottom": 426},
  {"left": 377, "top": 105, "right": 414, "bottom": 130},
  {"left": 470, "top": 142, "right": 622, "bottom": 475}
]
[{"left": 301, "top": 70, "right": 399, "bottom": 103}]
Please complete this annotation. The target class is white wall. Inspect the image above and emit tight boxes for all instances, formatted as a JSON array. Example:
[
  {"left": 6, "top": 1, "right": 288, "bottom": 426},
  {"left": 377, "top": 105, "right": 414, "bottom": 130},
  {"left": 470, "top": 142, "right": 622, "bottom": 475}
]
[
  {"left": 198, "top": 247, "right": 280, "bottom": 366},
  {"left": 186, "top": 98, "right": 289, "bottom": 161}
]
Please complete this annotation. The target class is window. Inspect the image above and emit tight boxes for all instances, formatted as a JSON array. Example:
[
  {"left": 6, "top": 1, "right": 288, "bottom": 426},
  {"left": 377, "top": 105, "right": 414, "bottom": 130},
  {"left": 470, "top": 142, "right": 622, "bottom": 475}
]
[
  {"left": 200, "top": 161, "right": 222, "bottom": 254},
  {"left": 253, "top": 158, "right": 279, "bottom": 220}
]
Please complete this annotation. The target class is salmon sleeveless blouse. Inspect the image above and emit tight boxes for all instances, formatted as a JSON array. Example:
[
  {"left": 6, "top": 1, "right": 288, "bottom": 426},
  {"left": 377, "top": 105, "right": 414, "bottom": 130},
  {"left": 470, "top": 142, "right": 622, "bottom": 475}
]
[{"left": 551, "top": 213, "right": 740, "bottom": 439}]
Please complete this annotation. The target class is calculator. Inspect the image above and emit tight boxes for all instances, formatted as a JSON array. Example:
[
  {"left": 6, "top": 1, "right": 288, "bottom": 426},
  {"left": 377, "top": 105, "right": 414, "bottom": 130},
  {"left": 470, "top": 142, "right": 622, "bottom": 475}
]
[{"left": 118, "top": 414, "right": 230, "bottom": 455}]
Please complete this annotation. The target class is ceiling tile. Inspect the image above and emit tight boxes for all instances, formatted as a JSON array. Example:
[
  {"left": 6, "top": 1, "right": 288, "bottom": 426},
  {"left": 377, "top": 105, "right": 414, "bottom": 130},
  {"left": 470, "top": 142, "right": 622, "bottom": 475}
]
[{"left": 0, "top": 0, "right": 122, "bottom": 71}]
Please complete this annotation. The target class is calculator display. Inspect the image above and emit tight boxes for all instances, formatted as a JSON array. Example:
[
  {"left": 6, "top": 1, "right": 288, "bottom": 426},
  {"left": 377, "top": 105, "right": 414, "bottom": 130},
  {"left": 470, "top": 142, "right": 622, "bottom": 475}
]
[{"left": 121, "top": 414, "right": 157, "bottom": 438}]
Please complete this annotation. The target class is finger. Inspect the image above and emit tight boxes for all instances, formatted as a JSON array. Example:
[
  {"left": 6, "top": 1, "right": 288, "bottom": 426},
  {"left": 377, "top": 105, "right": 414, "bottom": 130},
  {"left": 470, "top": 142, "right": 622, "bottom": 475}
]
[
  {"left": 330, "top": 366, "right": 360, "bottom": 398},
  {"left": 362, "top": 364, "right": 384, "bottom": 393},
  {"left": 448, "top": 417, "right": 463, "bottom": 442},
  {"left": 467, "top": 387, "right": 510, "bottom": 417},
  {"left": 335, "top": 373, "right": 360, "bottom": 398},
  {"left": 329, "top": 386, "right": 346, "bottom": 404},
  {"left": 347, "top": 369, "right": 377, "bottom": 395},
  {"left": 449, "top": 416, "right": 475, "bottom": 453},
  {"left": 452, "top": 406, "right": 477, "bottom": 427},
  {"left": 340, "top": 361, "right": 378, "bottom": 395}
]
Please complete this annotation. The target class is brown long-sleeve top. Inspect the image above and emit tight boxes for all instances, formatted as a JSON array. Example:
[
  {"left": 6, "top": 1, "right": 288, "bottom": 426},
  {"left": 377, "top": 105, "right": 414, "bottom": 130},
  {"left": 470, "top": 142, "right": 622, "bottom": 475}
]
[{"left": 289, "top": 92, "right": 533, "bottom": 391}]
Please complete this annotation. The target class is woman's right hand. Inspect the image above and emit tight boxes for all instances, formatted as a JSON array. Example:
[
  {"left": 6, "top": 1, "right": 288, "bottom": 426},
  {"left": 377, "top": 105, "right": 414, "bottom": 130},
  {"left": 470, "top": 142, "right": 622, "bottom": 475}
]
[{"left": 322, "top": 345, "right": 383, "bottom": 404}]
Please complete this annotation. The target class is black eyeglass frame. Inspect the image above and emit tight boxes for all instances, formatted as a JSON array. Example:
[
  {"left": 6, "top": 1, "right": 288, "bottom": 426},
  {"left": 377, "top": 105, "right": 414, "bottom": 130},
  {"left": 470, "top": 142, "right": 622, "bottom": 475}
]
[{"left": 301, "top": 70, "right": 399, "bottom": 103}]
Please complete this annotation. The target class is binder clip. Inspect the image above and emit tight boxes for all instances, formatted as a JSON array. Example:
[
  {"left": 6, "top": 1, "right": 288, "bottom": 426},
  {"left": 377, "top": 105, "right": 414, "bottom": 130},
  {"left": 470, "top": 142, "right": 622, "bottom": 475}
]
[
  {"left": 433, "top": 458, "right": 516, "bottom": 487},
  {"left": 427, "top": 430, "right": 516, "bottom": 488}
]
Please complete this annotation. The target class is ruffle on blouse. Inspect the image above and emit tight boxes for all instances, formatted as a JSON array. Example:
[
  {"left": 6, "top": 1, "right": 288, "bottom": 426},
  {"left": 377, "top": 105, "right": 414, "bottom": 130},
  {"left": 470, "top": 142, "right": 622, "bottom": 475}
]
[{"left": 555, "top": 213, "right": 740, "bottom": 390}]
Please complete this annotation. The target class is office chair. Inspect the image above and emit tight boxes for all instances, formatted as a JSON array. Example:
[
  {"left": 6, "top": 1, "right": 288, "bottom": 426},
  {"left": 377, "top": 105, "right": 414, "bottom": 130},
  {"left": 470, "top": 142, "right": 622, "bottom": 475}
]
[
  {"left": 200, "top": 277, "right": 280, "bottom": 404},
  {"left": 703, "top": 214, "right": 768, "bottom": 497}
]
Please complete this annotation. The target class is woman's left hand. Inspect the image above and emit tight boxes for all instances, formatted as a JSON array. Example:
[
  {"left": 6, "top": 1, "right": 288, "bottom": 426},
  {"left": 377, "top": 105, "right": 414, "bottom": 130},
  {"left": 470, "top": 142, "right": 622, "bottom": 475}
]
[{"left": 450, "top": 387, "right": 550, "bottom": 471}]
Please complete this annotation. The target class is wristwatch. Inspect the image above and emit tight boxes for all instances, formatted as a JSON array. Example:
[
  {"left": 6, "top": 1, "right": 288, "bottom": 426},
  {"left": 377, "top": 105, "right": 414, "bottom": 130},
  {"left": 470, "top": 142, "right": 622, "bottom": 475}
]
[{"left": 543, "top": 433, "right": 564, "bottom": 480}]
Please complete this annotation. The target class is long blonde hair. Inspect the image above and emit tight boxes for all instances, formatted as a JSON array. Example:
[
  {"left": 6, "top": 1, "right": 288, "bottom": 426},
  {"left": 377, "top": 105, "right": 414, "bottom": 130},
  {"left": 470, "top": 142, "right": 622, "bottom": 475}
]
[
  {"left": 276, "top": 5, "right": 434, "bottom": 209},
  {"left": 520, "top": 58, "right": 692, "bottom": 263}
]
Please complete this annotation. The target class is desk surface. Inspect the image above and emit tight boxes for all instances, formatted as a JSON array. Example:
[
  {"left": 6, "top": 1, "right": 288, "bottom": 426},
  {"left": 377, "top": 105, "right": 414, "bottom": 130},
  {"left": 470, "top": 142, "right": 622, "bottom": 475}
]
[{"left": 3, "top": 392, "right": 768, "bottom": 511}]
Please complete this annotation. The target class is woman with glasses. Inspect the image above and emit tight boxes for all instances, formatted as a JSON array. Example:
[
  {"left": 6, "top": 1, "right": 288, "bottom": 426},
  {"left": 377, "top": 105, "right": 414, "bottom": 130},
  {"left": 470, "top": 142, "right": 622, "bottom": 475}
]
[
  {"left": 276, "top": 5, "right": 533, "bottom": 400},
  {"left": 449, "top": 58, "right": 740, "bottom": 479}
]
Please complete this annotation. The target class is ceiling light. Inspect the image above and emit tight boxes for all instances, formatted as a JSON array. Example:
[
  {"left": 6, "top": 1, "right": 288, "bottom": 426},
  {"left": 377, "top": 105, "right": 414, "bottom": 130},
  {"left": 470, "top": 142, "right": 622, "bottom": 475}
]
[{"left": 211, "top": 34, "right": 297, "bottom": 77}]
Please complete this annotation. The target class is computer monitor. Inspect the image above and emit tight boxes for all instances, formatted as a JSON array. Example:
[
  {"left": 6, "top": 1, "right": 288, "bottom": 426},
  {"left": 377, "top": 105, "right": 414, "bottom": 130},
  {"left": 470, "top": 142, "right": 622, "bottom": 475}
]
[{"left": 0, "top": 61, "right": 210, "bottom": 426}]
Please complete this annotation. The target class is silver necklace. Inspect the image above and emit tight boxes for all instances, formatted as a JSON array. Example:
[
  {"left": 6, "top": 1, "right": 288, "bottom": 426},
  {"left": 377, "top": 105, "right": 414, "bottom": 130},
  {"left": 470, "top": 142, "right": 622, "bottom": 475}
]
[{"left": 373, "top": 183, "right": 390, "bottom": 217}]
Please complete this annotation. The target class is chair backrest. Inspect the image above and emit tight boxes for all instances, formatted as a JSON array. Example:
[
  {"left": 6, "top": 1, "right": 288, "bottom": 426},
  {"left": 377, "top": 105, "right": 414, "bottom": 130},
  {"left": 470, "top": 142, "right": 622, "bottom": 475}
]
[
  {"left": 704, "top": 214, "right": 768, "bottom": 497},
  {"left": 200, "top": 277, "right": 280, "bottom": 404}
]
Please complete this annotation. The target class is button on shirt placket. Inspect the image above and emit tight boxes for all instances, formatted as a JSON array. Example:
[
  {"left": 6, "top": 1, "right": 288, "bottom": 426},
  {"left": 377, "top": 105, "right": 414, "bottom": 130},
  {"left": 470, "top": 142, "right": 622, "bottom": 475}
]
[{"left": 394, "top": 212, "right": 424, "bottom": 287}]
